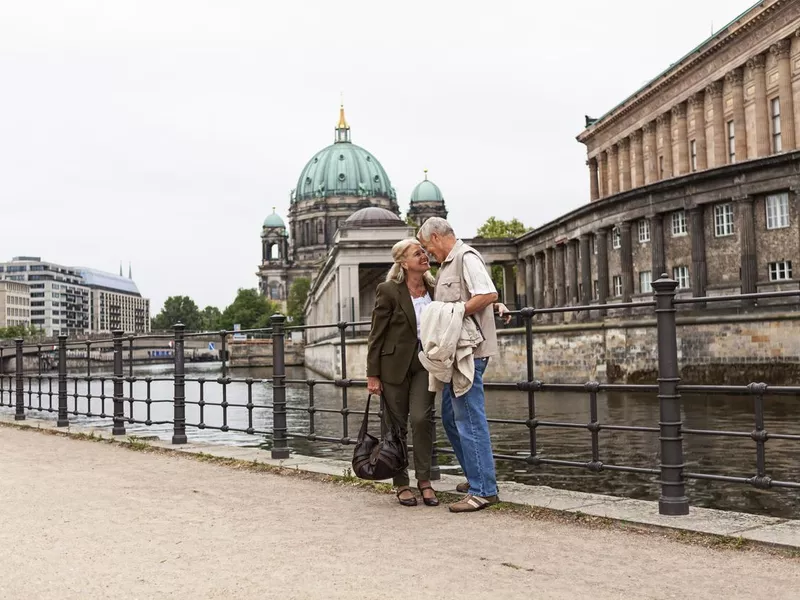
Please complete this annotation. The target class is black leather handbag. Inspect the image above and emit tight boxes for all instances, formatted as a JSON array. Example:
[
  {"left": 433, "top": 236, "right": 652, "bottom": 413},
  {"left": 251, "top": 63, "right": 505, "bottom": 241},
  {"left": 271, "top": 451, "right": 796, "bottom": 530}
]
[{"left": 351, "top": 395, "right": 408, "bottom": 481}]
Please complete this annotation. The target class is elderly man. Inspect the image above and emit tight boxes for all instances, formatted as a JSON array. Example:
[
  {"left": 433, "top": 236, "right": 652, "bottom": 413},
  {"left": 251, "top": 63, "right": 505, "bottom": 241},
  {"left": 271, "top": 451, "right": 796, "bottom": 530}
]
[{"left": 417, "top": 217, "right": 499, "bottom": 513}]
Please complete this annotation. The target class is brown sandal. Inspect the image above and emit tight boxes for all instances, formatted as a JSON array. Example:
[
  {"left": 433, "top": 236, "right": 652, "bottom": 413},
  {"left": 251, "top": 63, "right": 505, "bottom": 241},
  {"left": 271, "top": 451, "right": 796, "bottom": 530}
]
[
  {"left": 396, "top": 487, "right": 417, "bottom": 507},
  {"left": 456, "top": 481, "right": 469, "bottom": 494},
  {"left": 418, "top": 483, "right": 439, "bottom": 507}
]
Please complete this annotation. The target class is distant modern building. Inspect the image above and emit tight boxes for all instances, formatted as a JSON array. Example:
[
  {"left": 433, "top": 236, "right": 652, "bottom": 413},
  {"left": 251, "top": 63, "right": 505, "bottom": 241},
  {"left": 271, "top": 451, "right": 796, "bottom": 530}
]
[
  {"left": 77, "top": 267, "right": 150, "bottom": 334},
  {"left": 0, "top": 280, "right": 31, "bottom": 329},
  {"left": 0, "top": 257, "right": 150, "bottom": 336}
]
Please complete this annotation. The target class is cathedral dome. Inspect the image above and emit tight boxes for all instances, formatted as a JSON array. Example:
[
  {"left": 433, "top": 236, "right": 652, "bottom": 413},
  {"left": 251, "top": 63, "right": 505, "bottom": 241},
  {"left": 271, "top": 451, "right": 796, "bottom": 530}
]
[
  {"left": 410, "top": 170, "right": 444, "bottom": 203},
  {"left": 343, "top": 206, "right": 404, "bottom": 228},
  {"left": 293, "top": 106, "right": 396, "bottom": 203},
  {"left": 263, "top": 208, "right": 286, "bottom": 228}
]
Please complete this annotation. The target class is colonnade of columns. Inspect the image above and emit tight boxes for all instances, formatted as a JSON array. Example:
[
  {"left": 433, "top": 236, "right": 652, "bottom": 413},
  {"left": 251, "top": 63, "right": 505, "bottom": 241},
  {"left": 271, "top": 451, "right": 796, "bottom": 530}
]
[{"left": 586, "top": 34, "right": 798, "bottom": 202}]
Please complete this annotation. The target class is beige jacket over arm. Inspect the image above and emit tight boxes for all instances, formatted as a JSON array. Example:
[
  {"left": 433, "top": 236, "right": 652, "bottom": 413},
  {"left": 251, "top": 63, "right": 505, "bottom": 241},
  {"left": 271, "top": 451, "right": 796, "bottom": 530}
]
[{"left": 417, "top": 300, "right": 484, "bottom": 397}]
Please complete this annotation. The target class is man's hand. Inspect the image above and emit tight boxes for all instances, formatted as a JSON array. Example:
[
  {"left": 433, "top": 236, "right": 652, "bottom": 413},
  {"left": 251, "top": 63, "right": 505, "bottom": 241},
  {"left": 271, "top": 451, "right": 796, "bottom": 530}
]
[
  {"left": 495, "top": 302, "right": 512, "bottom": 324},
  {"left": 367, "top": 376, "right": 383, "bottom": 395}
]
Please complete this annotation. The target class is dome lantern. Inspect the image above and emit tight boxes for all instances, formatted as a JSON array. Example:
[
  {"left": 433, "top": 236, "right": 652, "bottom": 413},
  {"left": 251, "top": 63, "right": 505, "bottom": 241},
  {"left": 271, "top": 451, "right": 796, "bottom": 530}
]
[{"left": 263, "top": 207, "right": 286, "bottom": 229}]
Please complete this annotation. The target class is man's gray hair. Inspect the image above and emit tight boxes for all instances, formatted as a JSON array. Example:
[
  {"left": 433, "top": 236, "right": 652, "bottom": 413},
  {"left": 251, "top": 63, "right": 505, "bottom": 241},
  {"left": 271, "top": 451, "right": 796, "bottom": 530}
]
[{"left": 417, "top": 217, "right": 455, "bottom": 242}]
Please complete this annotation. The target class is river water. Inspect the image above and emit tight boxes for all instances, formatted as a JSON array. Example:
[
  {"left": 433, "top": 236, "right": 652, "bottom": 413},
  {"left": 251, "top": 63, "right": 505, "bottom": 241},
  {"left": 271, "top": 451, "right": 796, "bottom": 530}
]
[{"left": 5, "top": 362, "right": 799, "bottom": 519}]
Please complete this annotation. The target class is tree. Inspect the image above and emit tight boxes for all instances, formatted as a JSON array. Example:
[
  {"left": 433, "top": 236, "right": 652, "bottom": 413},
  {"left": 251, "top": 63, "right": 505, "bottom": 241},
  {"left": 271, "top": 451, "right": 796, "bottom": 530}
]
[
  {"left": 219, "top": 288, "right": 281, "bottom": 331},
  {"left": 475, "top": 216, "right": 530, "bottom": 239},
  {"left": 151, "top": 296, "right": 202, "bottom": 331},
  {"left": 286, "top": 278, "right": 311, "bottom": 325},
  {"left": 0, "top": 324, "right": 43, "bottom": 340},
  {"left": 200, "top": 306, "right": 222, "bottom": 331},
  {"left": 475, "top": 217, "right": 533, "bottom": 302}
]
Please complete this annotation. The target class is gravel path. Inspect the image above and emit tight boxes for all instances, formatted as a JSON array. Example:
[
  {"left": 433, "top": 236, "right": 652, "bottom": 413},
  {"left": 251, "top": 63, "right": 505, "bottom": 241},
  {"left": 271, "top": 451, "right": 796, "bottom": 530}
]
[{"left": 0, "top": 426, "right": 797, "bottom": 600}]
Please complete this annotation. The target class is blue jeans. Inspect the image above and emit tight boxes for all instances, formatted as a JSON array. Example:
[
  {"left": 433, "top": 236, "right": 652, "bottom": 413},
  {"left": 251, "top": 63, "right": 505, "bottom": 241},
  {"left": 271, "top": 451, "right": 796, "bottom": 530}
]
[{"left": 441, "top": 357, "right": 498, "bottom": 497}]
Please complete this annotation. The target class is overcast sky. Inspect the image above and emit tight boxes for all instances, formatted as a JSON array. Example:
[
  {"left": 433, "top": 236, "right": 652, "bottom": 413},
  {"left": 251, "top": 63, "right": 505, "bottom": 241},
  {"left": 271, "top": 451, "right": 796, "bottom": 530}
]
[{"left": 0, "top": 0, "right": 756, "bottom": 312}]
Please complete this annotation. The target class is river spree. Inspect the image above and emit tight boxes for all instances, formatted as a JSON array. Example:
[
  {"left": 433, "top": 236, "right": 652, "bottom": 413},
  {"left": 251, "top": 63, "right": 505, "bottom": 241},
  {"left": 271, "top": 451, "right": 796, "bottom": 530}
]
[{"left": 5, "top": 362, "right": 799, "bottom": 519}]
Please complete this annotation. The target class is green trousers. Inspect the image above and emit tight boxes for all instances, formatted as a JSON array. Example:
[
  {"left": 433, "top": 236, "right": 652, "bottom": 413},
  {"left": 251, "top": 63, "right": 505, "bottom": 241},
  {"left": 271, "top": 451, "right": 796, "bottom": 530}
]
[{"left": 381, "top": 351, "right": 435, "bottom": 486}]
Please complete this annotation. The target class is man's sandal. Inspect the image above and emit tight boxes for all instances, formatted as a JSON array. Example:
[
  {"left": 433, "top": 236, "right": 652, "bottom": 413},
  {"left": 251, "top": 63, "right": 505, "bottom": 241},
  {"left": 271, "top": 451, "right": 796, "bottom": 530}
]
[
  {"left": 417, "top": 483, "right": 439, "bottom": 507},
  {"left": 456, "top": 482, "right": 469, "bottom": 494},
  {"left": 396, "top": 487, "right": 417, "bottom": 507},
  {"left": 448, "top": 494, "right": 499, "bottom": 513}
]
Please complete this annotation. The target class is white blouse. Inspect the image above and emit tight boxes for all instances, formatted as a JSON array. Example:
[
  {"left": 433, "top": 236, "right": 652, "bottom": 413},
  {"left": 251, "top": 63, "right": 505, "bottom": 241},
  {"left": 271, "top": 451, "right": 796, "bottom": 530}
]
[{"left": 412, "top": 292, "right": 432, "bottom": 340}]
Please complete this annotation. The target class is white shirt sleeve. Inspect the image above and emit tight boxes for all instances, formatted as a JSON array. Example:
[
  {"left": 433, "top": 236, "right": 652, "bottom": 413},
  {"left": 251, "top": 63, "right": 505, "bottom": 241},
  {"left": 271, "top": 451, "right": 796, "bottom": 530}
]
[{"left": 462, "top": 253, "right": 497, "bottom": 296}]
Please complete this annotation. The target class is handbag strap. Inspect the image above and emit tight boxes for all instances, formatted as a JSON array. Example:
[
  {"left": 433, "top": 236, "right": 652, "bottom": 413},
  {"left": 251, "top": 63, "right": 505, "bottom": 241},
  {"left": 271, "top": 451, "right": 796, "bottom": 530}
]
[{"left": 358, "top": 394, "right": 374, "bottom": 439}]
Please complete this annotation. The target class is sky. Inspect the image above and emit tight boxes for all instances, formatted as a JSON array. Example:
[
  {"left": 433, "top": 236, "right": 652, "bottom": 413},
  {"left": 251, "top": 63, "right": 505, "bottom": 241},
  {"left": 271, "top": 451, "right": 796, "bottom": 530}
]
[{"left": 0, "top": 0, "right": 757, "bottom": 312}]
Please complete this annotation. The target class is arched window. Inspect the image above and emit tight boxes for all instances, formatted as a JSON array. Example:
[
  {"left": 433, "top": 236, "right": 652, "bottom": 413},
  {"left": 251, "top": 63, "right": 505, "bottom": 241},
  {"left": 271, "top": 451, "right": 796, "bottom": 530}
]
[
  {"left": 268, "top": 281, "right": 281, "bottom": 300},
  {"left": 271, "top": 243, "right": 280, "bottom": 259}
]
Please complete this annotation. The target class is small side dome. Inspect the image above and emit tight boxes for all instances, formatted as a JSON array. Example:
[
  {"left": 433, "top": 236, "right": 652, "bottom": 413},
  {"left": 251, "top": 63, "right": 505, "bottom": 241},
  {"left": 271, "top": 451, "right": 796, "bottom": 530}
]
[
  {"left": 263, "top": 208, "right": 286, "bottom": 229},
  {"left": 410, "top": 169, "right": 444, "bottom": 203},
  {"left": 343, "top": 206, "right": 403, "bottom": 228}
]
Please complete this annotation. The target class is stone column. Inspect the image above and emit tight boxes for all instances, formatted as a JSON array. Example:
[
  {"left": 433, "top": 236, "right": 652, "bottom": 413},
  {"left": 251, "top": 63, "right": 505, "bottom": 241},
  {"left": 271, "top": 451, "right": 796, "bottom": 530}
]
[
  {"left": 657, "top": 112, "right": 673, "bottom": 178},
  {"left": 598, "top": 152, "right": 608, "bottom": 198},
  {"left": 650, "top": 214, "right": 666, "bottom": 279},
  {"left": 689, "top": 206, "right": 708, "bottom": 299},
  {"left": 689, "top": 91, "right": 708, "bottom": 171},
  {"left": 545, "top": 247, "right": 556, "bottom": 311},
  {"left": 620, "top": 221, "right": 633, "bottom": 303},
  {"left": 533, "top": 252, "right": 545, "bottom": 309},
  {"left": 643, "top": 122, "right": 657, "bottom": 184},
  {"left": 502, "top": 264, "right": 517, "bottom": 308},
  {"left": 619, "top": 138, "right": 632, "bottom": 192},
  {"left": 706, "top": 81, "right": 726, "bottom": 166},
  {"left": 771, "top": 39, "right": 796, "bottom": 151},
  {"left": 567, "top": 240, "right": 579, "bottom": 305},
  {"left": 631, "top": 130, "right": 645, "bottom": 188},
  {"left": 596, "top": 229, "right": 609, "bottom": 311},
  {"left": 579, "top": 234, "right": 592, "bottom": 306},
  {"left": 555, "top": 244, "right": 566, "bottom": 308},
  {"left": 525, "top": 256, "right": 534, "bottom": 308},
  {"left": 588, "top": 158, "right": 600, "bottom": 201},
  {"left": 609, "top": 146, "right": 620, "bottom": 195},
  {"left": 748, "top": 54, "right": 770, "bottom": 157},
  {"left": 672, "top": 102, "right": 689, "bottom": 175},
  {"left": 739, "top": 196, "right": 757, "bottom": 295},
  {"left": 516, "top": 258, "right": 527, "bottom": 307},
  {"left": 727, "top": 67, "right": 747, "bottom": 162}
]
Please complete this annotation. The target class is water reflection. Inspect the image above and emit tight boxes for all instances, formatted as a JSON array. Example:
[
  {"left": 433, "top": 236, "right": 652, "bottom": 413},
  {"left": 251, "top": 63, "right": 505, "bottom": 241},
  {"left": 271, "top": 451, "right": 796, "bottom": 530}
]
[{"left": 5, "top": 362, "right": 799, "bottom": 518}]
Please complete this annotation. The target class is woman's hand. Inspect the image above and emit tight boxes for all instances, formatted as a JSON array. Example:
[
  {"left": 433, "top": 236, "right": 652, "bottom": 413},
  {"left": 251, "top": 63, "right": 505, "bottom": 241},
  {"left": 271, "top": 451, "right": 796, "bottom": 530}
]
[
  {"left": 494, "top": 302, "right": 512, "bottom": 324},
  {"left": 367, "top": 376, "right": 383, "bottom": 395}
]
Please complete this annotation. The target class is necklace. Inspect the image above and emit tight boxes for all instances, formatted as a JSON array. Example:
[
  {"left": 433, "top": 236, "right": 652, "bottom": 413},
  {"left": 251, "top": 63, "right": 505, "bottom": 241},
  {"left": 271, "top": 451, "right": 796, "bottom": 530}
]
[{"left": 407, "top": 281, "right": 427, "bottom": 299}]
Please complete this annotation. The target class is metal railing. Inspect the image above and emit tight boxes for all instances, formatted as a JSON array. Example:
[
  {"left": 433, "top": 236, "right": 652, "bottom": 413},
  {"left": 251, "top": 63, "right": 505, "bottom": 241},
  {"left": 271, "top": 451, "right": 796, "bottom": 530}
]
[{"left": 2, "top": 275, "right": 799, "bottom": 517}]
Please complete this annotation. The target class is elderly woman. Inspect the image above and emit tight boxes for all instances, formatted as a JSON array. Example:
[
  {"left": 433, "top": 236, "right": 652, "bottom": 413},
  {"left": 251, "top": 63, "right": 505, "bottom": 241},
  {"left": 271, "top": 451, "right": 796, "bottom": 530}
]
[{"left": 366, "top": 238, "right": 438, "bottom": 507}]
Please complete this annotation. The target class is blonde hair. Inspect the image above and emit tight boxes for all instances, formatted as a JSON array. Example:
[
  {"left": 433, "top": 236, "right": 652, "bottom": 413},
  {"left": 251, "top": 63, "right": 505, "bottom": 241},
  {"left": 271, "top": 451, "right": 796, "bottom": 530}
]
[{"left": 386, "top": 238, "right": 435, "bottom": 286}]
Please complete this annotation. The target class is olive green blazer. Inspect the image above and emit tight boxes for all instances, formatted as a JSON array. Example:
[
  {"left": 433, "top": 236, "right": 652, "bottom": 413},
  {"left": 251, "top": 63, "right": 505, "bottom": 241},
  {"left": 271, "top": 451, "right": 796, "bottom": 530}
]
[{"left": 366, "top": 280, "right": 433, "bottom": 385}]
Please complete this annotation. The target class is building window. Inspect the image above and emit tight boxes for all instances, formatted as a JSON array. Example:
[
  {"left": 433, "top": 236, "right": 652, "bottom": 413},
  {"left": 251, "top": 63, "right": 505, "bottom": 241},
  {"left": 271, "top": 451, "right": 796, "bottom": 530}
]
[
  {"left": 769, "top": 261, "right": 792, "bottom": 281},
  {"left": 714, "top": 203, "right": 734, "bottom": 237},
  {"left": 690, "top": 140, "right": 697, "bottom": 172},
  {"left": 638, "top": 219, "right": 650, "bottom": 243},
  {"left": 659, "top": 156, "right": 664, "bottom": 178},
  {"left": 727, "top": 121, "right": 736, "bottom": 163},
  {"left": 673, "top": 266, "right": 690, "bottom": 289},
  {"left": 639, "top": 271, "right": 652, "bottom": 294},
  {"left": 766, "top": 192, "right": 789, "bottom": 230},
  {"left": 671, "top": 211, "right": 687, "bottom": 236},
  {"left": 612, "top": 227, "right": 621, "bottom": 249},
  {"left": 771, "top": 98, "right": 782, "bottom": 153},
  {"left": 612, "top": 275, "right": 623, "bottom": 297}
]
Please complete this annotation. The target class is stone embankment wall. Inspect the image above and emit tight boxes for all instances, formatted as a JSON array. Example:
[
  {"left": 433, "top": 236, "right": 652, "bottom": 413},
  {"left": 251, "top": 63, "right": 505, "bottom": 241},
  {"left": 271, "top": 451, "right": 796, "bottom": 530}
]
[
  {"left": 304, "top": 312, "right": 800, "bottom": 385},
  {"left": 228, "top": 339, "right": 305, "bottom": 368}
]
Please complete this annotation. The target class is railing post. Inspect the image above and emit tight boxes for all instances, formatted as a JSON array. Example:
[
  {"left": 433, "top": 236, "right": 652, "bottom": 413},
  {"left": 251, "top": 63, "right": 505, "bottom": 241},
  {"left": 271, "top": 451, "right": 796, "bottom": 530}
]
[
  {"left": 57, "top": 335, "right": 69, "bottom": 427},
  {"left": 15, "top": 338, "right": 24, "bottom": 421},
  {"left": 172, "top": 323, "right": 187, "bottom": 444},
  {"left": 652, "top": 274, "right": 689, "bottom": 516},
  {"left": 112, "top": 330, "right": 126, "bottom": 435},
  {"left": 271, "top": 313, "right": 289, "bottom": 459}
]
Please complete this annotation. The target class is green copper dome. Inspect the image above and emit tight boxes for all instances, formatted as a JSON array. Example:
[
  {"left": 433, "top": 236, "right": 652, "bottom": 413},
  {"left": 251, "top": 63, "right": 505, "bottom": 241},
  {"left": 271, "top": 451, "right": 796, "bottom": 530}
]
[
  {"left": 292, "top": 106, "right": 396, "bottom": 203},
  {"left": 410, "top": 172, "right": 444, "bottom": 203},
  {"left": 263, "top": 208, "right": 286, "bottom": 228}
]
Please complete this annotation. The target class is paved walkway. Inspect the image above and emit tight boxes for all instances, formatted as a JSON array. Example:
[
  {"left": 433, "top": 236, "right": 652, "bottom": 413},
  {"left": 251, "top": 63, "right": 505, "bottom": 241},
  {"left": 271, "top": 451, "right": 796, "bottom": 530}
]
[{"left": 1, "top": 426, "right": 798, "bottom": 600}]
